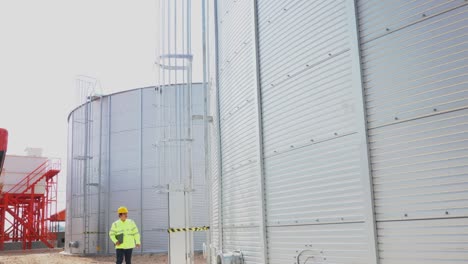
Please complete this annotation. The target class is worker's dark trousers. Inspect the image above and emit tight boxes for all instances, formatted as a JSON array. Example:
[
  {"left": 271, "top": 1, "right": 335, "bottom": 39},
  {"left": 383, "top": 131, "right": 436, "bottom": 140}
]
[{"left": 116, "top": 248, "right": 133, "bottom": 264}]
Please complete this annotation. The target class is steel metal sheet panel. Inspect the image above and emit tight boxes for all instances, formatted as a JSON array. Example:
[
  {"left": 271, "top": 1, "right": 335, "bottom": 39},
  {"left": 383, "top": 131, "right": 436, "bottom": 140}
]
[
  {"left": 217, "top": 0, "right": 252, "bottom": 65},
  {"left": 221, "top": 163, "right": 261, "bottom": 227},
  {"left": 357, "top": 0, "right": 467, "bottom": 44},
  {"left": 110, "top": 90, "right": 141, "bottom": 132},
  {"left": 142, "top": 207, "right": 168, "bottom": 228},
  {"left": 267, "top": 223, "right": 369, "bottom": 264},
  {"left": 142, "top": 87, "right": 158, "bottom": 128},
  {"left": 220, "top": 103, "right": 257, "bottom": 168},
  {"left": 110, "top": 189, "right": 140, "bottom": 212},
  {"left": 216, "top": 0, "right": 263, "bottom": 262},
  {"left": 192, "top": 123, "right": 207, "bottom": 186},
  {"left": 223, "top": 227, "right": 263, "bottom": 264},
  {"left": 357, "top": 2, "right": 468, "bottom": 263},
  {"left": 210, "top": 168, "right": 220, "bottom": 251},
  {"left": 87, "top": 193, "right": 99, "bottom": 214},
  {"left": 193, "top": 208, "right": 209, "bottom": 227},
  {"left": 261, "top": 53, "right": 356, "bottom": 154},
  {"left": 264, "top": 134, "right": 364, "bottom": 225},
  {"left": 142, "top": 127, "right": 158, "bottom": 171},
  {"left": 258, "top": 0, "right": 350, "bottom": 86},
  {"left": 218, "top": 91, "right": 257, "bottom": 214},
  {"left": 359, "top": 1, "right": 468, "bottom": 220},
  {"left": 218, "top": 48, "right": 255, "bottom": 114},
  {"left": 361, "top": 6, "right": 468, "bottom": 128},
  {"left": 370, "top": 109, "right": 468, "bottom": 220},
  {"left": 141, "top": 166, "right": 161, "bottom": 190},
  {"left": 191, "top": 85, "right": 205, "bottom": 115},
  {"left": 109, "top": 168, "right": 140, "bottom": 192},
  {"left": 110, "top": 130, "right": 140, "bottom": 172},
  {"left": 256, "top": 1, "right": 372, "bottom": 262},
  {"left": 142, "top": 188, "right": 168, "bottom": 210},
  {"left": 87, "top": 213, "right": 99, "bottom": 232},
  {"left": 377, "top": 218, "right": 468, "bottom": 264},
  {"left": 142, "top": 230, "right": 168, "bottom": 253},
  {"left": 257, "top": 0, "right": 355, "bottom": 155},
  {"left": 70, "top": 217, "right": 84, "bottom": 236}
]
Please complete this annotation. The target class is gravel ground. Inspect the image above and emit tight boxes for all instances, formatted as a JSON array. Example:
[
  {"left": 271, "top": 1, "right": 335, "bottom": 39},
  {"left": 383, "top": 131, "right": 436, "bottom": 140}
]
[{"left": 0, "top": 249, "right": 206, "bottom": 264}]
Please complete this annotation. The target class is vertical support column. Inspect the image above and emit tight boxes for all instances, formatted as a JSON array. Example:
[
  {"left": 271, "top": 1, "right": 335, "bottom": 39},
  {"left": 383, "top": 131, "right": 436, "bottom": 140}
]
[
  {"left": 201, "top": 0, "right": 212, "bottom": 261},
  {"left": 347, "top": 1, "right": 380, "bottom": 263},
  {"left": 213, "top": 0, "right": 224, "bottom": 254},
  {"left": 0, "top": 202, "right": 4, "bottom": 250},
  {"left": 41, "top": 190, "right": 46, "bottom": 244},
  {"left": 185, "top": 182, "right": 194, "bottom": 264},
  {"left": 168, "top": 184, "right": 189, "bottom": 264},
  {"left": 139, "top": 88, "right": 144, "bottom": 254},
  {"left": 29, "top": 187, "right": 34, "bottom": 249},
  {"left": 68, "top": 114, "right": 74, "bottom": 253},
  {"left": 251, "top": 0, "right": 268, "bottom": 262},
  {"left": 83, "top": 99, "right": 89, "bottom": 254},
  {"left": 97, "top": 95, "right": 103, "bottom": 253},
  {"left": 105, "top": 96, "right": 112, "bottom": 254}
]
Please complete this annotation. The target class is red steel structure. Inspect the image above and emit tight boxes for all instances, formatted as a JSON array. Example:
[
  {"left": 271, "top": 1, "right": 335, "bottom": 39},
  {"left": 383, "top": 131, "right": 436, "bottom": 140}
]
[{"left": 0, "top": 129, "right": 60, "bottom": 250}]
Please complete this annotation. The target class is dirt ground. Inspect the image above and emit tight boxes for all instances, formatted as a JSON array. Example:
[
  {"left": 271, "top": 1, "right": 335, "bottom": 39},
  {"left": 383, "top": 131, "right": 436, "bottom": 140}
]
[{"left": 0, "top": 249, "right": 206, "bottom": 264}]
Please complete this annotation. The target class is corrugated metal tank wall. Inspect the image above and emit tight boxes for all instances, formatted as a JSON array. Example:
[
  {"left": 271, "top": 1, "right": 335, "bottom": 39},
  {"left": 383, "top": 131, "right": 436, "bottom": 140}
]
[
  {"left": 208, "top": 74, "right": 221, "bottom": 256},
  {"left": 257, "top": 0, "right": 373, "bottom": 263},
  {"left": 207, "top": 0, "right": 221, "bottom": 256},
  {"left": 357, "top": 1, "right": 468, "bottom": 263},
  {"left": 214, "top": 0, "right": 266, "bottom": 263},
  {"left": 211, "top": 0, "right": 467, "bottom": 263},
  {"left": 65, "top": 84, "right": 208, "bottom": 255}
]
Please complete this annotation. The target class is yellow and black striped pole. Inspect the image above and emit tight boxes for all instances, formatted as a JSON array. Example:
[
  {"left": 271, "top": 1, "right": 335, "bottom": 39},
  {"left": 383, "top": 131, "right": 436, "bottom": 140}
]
[{"left": 167, "top": 226, "right": 210, "bottom": 233}]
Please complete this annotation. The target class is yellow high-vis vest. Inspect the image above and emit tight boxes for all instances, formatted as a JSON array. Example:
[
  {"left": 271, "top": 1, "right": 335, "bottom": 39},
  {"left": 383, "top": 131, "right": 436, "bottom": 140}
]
[{"left": 109, "top": 219, "right": 141, "bottom": 249}]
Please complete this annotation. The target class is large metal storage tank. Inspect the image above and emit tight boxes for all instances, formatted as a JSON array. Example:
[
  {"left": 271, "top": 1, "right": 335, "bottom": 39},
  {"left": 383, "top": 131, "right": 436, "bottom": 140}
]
[
  {"left": 357, "top": 1, "right": 468, "bottom": 263},
  {"left": 209, "top": 0, "right": 467, "bottom": 263},
  {"left": 66, "top": 84, "right": 208, "bottom": 255}
]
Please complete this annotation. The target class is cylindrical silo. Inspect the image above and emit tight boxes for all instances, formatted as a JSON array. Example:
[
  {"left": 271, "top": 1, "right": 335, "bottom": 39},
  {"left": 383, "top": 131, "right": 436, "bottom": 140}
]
[
  {"left": 65, "top": 83, "right": 208, "bottom": 255},
  {"left": 208, "top": 1, "right": 468, "bottom": 264}
]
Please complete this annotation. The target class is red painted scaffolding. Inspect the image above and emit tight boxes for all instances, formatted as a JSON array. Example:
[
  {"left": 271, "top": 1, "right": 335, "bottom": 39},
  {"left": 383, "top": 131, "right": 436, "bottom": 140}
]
[{"left": 0, "top": 159, "right": 60, "bottom": 250}]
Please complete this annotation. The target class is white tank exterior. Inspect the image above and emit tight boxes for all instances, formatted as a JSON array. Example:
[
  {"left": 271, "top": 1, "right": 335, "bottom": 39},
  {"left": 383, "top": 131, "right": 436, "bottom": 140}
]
[
  {"left": 1, "top": 155, "right": 48, "bottom": 194},
  {"left": 65, "top": 84, "right": 208, "bottom": 255},
  {"left": 209, "top": 1, "right": 468, "bottom": 264}
]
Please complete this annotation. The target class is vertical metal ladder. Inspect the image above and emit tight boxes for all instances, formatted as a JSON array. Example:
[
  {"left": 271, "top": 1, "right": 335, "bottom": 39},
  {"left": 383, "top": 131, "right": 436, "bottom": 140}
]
[
  {"left": 83, "top": 95, "right": 92, "bottom": 254},
  {"left": 75, "top": 76, "right": 100, "bottom": 254}
]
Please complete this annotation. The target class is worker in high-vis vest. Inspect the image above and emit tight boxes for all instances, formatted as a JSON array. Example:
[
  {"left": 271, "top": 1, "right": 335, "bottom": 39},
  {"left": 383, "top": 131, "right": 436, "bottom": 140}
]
[{"left": 109, "top": 206, "right": 141, "bottom": 264}]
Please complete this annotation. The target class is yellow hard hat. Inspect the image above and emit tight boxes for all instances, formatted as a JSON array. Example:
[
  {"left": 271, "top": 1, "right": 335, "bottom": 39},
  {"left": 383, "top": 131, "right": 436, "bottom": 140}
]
[{"left": 117, "top": 206, "right": 128, "bottom": 214}]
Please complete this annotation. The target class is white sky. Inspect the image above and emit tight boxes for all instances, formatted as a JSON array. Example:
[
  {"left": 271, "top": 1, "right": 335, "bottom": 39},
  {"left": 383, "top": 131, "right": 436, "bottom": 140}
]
[{"left": 0, "top": 0, "right": 203, "bottom": 211}]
